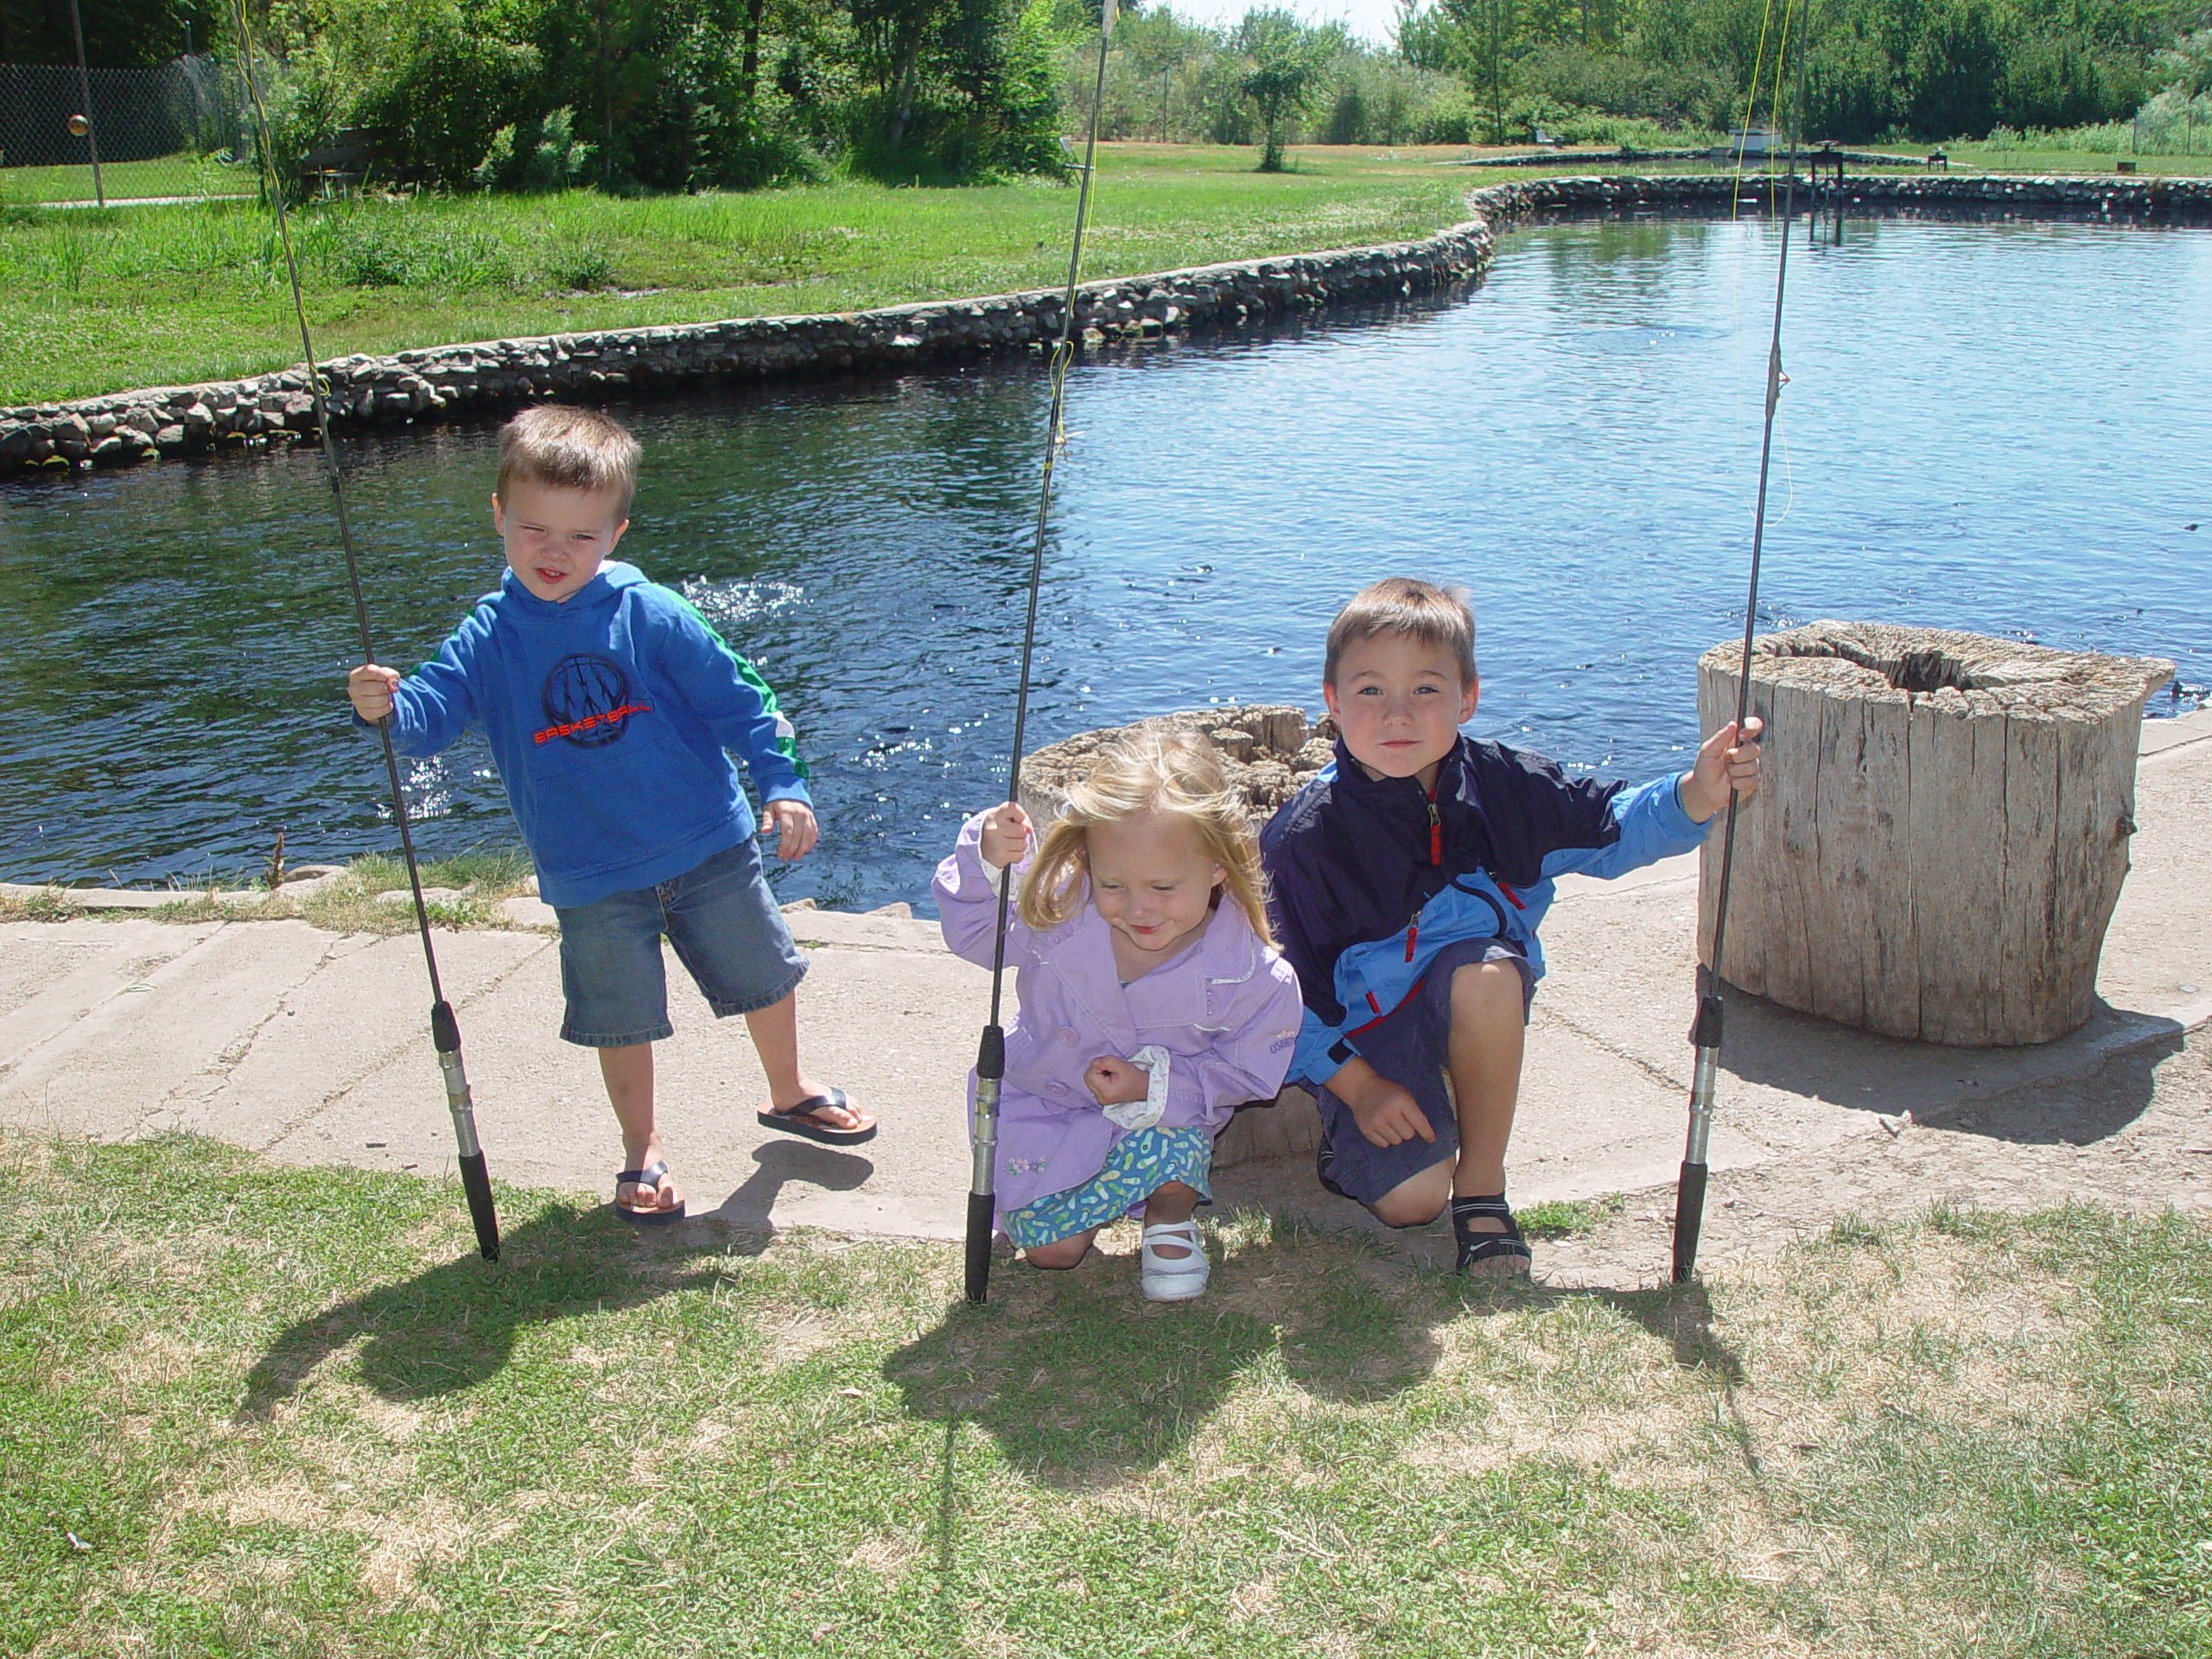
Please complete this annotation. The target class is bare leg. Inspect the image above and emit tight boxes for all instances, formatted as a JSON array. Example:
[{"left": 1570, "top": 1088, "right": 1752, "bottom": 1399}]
[
  {"left": 747, "top": 990, "right": 876, "bottom": 1135},
  {"left": 744, "top": 993, "right": 823, "bottom": 1111},
  {"left": 600, "top": 1043, "right": 677, "bottom": 1211},
  {"left": 1446, "top": 959, "right": 1529, "bottom": 1230},
  {"left": 1141, "top": 1180, "right": 1199, "bottom": 1255},
  {"left": 1363, "top": 961, "right": 1526, "bottom": 1232},
  {"left": 1025, "top": 1228, "right": 1100, "bottom": 1270}
]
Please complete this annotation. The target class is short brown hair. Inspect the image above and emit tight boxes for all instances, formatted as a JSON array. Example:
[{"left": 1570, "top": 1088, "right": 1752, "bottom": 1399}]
[
  {"left": 1019, "top": 728, "right": 1274, "bottom": 946},
  {"left": 496, "top": 405, "right": 641, "bottom": 517},
  {"left": 1323, "top": 576, "right": 1477, "bottom": 688}
]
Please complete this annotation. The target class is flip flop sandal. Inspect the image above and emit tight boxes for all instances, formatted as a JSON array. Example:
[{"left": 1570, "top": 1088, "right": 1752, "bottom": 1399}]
[
  {"left": 613, "top": 1160, "right": 685, "bottom": 1225},
  {"left": 757, "top": 1086, "right": 877, "bottom": 1146},
  {"left": 1452, "top": 1192, "right": 1532, "bottom": 1277}
]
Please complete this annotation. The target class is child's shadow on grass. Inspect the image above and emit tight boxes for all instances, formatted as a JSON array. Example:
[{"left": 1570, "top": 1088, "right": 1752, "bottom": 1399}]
[
  {"left": 882, "top": 1214, "right": 1448, "bottom": 1488},
  {"left": 238, "top": 1141, "right": 871, "bottom": 1418}
]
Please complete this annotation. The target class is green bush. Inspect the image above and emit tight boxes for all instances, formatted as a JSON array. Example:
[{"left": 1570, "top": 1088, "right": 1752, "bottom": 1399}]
[
  {"left": 355, "top": 12, "right": 539, "bottom": 189},
  {"left": 474, "top": 106, "right": 597, "bottom": 193}
]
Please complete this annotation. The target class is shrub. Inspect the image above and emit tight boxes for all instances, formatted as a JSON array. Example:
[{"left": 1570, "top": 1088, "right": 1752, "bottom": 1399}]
[{"left": 474, "top": 106, "right": 597, "bottom": 193}]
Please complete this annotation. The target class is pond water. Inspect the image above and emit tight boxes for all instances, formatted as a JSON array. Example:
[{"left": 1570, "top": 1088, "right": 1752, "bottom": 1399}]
[{"left": 5, "top": 207, "right": 2209, "bottom": 911}]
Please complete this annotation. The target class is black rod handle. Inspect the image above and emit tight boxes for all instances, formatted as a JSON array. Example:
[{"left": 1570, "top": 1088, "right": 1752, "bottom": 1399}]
[
  {"left": 458, "top": 1151, "right": 500, "bottom": 1262},
  {"left": 1671, "top": 1160, "right": 1707, "bottom": 1283},
  {"left": 963, "top": 1192, "right": 996, "bottom": 1303}
]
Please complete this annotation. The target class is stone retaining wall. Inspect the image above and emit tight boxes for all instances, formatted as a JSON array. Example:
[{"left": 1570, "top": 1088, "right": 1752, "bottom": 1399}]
[{"left": 10, "top": 172, "right": 2209, "bottom": 476}]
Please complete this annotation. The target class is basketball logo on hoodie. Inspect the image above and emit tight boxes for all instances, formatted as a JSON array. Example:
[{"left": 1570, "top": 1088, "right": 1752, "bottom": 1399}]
[{"left": 535, "top": 654, "right": 652, "bottom": 747}]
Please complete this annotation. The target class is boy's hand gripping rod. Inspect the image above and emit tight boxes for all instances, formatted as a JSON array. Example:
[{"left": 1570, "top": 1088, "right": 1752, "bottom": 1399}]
[
  {"left": 1674, "top": 18, "right": 1810, "bottom": 1285},
  {"left": 967, "top": 0, "right": 1117, "bottom": 1304},
  {"left": 230, "top": 0, "right": 500, "bottom": 1260}
]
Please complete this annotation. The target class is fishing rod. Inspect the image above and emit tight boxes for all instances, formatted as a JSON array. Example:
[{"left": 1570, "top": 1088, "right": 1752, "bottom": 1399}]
[
  {"left": 966, "top": 0, "right": 1117, "bottom": 1305},
  {"left": 228, "top": 0, "right": 501, "bottom": 1262},
  {"left": 1672, "top": 0, "right": 1813, "bottom": 1286}
]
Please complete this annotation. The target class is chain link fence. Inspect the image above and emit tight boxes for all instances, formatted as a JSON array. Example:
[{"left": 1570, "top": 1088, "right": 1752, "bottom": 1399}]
[{"left": 1, "top": 56, "right": 255, "bottom": 205}]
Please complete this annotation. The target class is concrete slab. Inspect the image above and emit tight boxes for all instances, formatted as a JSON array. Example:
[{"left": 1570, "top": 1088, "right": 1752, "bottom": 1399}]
[
  {"left": 0, "top": 920, "right": 219, "bottom": 1065},
  {"left": 168, "top": 929, "right": 553, "bottom": 1147},
  {"left": 0, "top": 922, "right": 340, "bottom": 1138},
  {"left": 259, "top": 934, "right": 992, "bottom": 1240},
  {"left": 1, "top": 705, "right": 2205, "bottom": 1251}
]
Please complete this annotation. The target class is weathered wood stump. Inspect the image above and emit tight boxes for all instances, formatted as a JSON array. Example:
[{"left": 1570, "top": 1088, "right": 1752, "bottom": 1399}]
[
  {"left": 1698, "top": 620, "right": 2171, "bottom": 1046},
  {"left": 1018, "top": 704, "right": 1335, "bottom": 830}
]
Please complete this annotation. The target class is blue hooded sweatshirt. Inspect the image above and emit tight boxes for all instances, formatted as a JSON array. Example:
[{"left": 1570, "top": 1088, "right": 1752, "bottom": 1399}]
[{"left": 371, "top": 561, "right": 810, "bottom": 909}]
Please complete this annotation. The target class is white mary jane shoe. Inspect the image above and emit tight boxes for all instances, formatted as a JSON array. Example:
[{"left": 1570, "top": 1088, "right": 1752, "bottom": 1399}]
[{"left": 1139, "top": 1219, "right": 1210, "bottom": 1302}]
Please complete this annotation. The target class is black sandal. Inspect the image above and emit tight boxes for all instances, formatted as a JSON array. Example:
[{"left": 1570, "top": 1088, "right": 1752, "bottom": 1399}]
[
  {"left": 1316, "top": 1137, "right": 1352, "bottom": 1200},
  {"left": 1452, "top": 1192, "right": 1531, "bottom": 1276},
  {"left": 757, "top": 1086, "right": 877, "bottom": 1146},
  {"left": 613, "top": 1160, "right": 685, "bottom": 1225}
]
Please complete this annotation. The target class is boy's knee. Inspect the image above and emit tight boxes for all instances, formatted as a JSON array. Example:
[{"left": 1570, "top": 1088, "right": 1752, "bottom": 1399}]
[
  {"left": 1449, "top": 959, "right": 1525, "bottom": 1026},
  {"left": 1369, "top": 1162, "right": 1451, "bottom": 1229}
]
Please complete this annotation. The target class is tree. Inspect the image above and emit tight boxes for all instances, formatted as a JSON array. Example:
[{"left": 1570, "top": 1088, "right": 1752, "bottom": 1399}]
[{"left": 1232, "top": 8, "right": 1331, "bottom": 168}]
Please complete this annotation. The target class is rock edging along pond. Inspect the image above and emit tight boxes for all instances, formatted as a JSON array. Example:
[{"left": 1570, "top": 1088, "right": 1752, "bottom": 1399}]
[{"left": 9, "top": 172, "right": 2210, "bottom": 476}]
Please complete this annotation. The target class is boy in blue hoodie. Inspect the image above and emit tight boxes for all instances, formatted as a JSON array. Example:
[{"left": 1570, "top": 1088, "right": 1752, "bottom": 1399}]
[
  {"left": 346, "top": 406, "right": 874, "bottom": 1225},
  {"left": 1261, "top": 578, "right": 1761, "bottom": 1275}
]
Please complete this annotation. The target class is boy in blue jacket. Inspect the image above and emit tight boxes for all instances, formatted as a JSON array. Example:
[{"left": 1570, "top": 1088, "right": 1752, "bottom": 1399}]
[
  {"left": 1260, "top": 578, "right": 1761, "bottom": 1274},
  {"left": 346, "top": 406, "right": 873, "bottom": 1225}
]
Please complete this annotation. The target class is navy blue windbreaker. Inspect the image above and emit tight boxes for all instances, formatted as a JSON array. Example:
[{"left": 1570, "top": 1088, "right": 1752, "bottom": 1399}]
[{"left": 1259, "top": 735, "right": 1707, "bottom": 1086}]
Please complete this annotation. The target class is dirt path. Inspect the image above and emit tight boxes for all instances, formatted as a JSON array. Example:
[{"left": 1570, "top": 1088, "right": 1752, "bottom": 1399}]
[{"left": 1538, "top": 1025, "right": 2212, "bottom": 1288}]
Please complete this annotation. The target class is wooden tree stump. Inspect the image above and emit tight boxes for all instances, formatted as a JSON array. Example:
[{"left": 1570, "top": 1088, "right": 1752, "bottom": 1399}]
[
  {"left": 1018, "top": 704, "right": 1335, "bottom": 830},
  {"left": 1698, "top": 620, "right": 2171, "bottom": 1046}
]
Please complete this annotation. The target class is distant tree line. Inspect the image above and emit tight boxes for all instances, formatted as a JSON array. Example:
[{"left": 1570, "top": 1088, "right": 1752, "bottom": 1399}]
[
  {"left": 8, "top": 0, "right": 2208, "bottom": 185},
  {"left": 1399, "top": 0, "right": 2209, "bottom": 143}
]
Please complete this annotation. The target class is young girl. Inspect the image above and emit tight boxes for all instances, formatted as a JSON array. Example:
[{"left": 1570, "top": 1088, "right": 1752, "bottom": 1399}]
[{"left": 934, "top": 729, "right": 1302, "bottom": 1301}]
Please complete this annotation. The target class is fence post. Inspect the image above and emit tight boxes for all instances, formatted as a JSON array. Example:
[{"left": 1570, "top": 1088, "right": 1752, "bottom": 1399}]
[{"left": 67, "top": 0, "right": 106, "bottom": 206}]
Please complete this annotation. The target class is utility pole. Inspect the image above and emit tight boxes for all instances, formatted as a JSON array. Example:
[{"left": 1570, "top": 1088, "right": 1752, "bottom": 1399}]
[{"left": 67, "top": 0, "right": 106, "bottom": 207}]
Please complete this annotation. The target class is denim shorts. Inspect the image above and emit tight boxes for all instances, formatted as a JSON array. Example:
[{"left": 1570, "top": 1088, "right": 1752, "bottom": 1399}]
[
  {"left": 1313, "top": 937, "right": 1534, "bottom": 1206},
  {"left": 554, "top": 837, "right": 807, "bottom": 1047}
]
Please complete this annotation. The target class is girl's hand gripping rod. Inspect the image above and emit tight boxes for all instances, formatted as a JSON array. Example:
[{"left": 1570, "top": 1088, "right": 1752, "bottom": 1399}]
[{"left": 967, "top": 0, "right": 1117, "bottom": 1304}]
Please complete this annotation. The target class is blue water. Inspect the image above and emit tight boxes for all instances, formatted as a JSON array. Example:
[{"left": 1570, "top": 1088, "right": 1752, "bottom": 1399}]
[{"left": 4, "top": 208, "right": 2208, "bottom": 909}]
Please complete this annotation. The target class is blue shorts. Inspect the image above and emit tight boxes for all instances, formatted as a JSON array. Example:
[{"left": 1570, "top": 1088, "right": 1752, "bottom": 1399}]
[
  {"left": 553, "top": 838, "right": 806, "bottom": 1047},
  {"left": 1313, "top": 937, "right": 1534, "bottom": 1207}
]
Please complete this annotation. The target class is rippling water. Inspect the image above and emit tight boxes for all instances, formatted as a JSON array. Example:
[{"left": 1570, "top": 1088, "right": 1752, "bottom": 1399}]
[{"left": 5, "top": 208, "right": 2208, "bottom": 909}]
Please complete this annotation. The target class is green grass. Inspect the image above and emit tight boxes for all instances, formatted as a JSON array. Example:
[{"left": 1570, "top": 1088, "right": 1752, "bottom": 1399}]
[
  {"left": 3, "top": 1130, "right": 2207, "bottom": 1656},
  {"left": 0, "top": 845, "right": 539, "bottom": 935},
  {"left": 1514, "top": 1192, "right": 1626, "bottom": 1239},
  {"left": 2, "top": 144, "right": 1476, "bottom": 406},
  {"left": 0, "top": 150, "right": 251, "bottom": 206}
]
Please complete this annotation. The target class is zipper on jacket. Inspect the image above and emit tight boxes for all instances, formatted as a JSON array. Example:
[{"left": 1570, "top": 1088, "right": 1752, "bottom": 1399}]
[
  {"left": 1403, "top": 781, "right": 1444, "bottom": 963},
  {"left": 1497, "top": 880, "right": 1525, "bottom": 910}
]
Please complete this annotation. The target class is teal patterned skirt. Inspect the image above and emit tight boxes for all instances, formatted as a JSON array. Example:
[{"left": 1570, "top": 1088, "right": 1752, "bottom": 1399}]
[{"left": 1001, "top": 1125, "right": 1214, "bottom": 1249}]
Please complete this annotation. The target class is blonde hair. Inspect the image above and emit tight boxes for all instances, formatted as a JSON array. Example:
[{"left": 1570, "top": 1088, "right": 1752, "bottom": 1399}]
[
  {"left": 496, "top": 404, "right": 641, "bottom": 517},
  {"left": 1324, "top": 576, "right": 1478, "bottom": 688},
  {"left": 1018, "top": 728, "right": 1274, "bottom": 945}
]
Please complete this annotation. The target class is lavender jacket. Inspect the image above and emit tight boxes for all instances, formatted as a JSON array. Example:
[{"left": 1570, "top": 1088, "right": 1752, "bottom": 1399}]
[{"left": 934, "top": 811, "right": 1304, "bottom": 1220}]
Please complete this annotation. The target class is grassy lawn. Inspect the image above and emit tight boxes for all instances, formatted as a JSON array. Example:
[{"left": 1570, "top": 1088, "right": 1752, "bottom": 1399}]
[
  {"left": 0, "top": 151, "right": 251, "bottom": 206},
  {"left": 3, "top": 145, "right": 1479, "bottom": 406},
  {"left": 3, "top": 1130, "right": 2207, "bottom": 1656}
]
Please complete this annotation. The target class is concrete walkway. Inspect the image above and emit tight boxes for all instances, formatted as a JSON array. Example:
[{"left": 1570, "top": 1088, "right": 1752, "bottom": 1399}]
[{"left": 4, "top": 708, "right": 2208, "bottom": 1269}]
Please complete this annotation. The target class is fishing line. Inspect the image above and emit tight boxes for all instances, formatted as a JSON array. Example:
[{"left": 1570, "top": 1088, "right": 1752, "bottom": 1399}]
[
  {"left": 965, "top": 0, "right": 1117, "bottom": 1306},
  {"left": 1722, "top": 0, "right": 1784, "bottom": 511},
  {"left": 1672, "top": 0, "right": 1815, "bottom": 1285},
  {"left": 228, "top": 0, "right": 501, "bottom": 1261}
]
